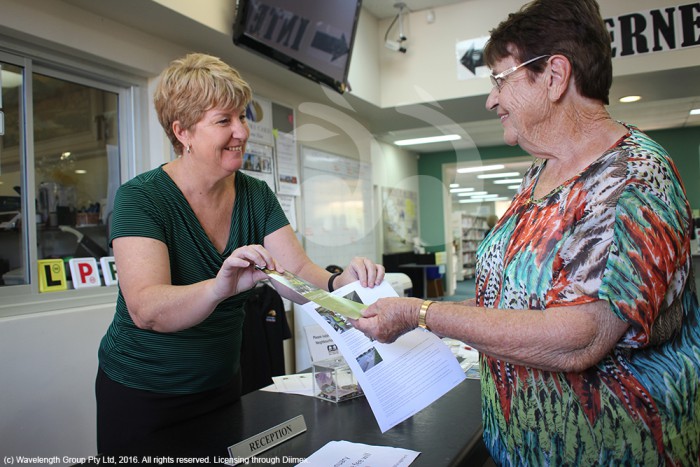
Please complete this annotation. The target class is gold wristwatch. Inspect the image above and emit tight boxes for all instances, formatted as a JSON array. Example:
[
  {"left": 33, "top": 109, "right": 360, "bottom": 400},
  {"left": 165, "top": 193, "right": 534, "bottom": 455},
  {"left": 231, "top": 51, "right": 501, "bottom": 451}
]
[{"left": 418, "top": 300, "right": 434, "bottom": 330}]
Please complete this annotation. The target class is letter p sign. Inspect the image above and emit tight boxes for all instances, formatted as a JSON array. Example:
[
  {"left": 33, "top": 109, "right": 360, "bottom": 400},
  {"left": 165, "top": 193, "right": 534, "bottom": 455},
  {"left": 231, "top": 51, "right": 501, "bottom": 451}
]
[{"left": 68, "top": 258, "right": 101, "bottom": 289}]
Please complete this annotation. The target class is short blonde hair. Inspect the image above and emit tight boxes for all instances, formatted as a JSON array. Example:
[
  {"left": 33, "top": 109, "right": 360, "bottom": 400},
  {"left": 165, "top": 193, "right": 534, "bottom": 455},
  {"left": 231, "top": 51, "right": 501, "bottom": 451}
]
[{"left": 154, "top": 53, "right": 253, "bottom": 155}]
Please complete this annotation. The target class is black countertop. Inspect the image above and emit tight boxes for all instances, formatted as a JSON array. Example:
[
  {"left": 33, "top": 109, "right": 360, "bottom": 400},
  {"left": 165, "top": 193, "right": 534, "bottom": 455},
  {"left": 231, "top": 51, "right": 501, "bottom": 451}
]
[{"left": 90, "top": 377, "right": 486, "bottom": 466}]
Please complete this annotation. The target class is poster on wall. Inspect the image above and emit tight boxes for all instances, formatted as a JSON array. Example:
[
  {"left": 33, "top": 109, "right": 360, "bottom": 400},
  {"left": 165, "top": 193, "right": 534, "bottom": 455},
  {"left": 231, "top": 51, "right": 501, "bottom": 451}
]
[
  {"left": 275, "top": 130, "right": 301, "bottom": 196},
  {"left": 272, "top": 102, "right": 300, "bottom": 196},
  {"left": 246, "top": 94, "right": 274, "bottom": 145},
  {"left": 241, "top": 141, "right": 276, "bottom": 192},
  {"left": 382, "top": 187, "right": 418, "bottom": 254}
]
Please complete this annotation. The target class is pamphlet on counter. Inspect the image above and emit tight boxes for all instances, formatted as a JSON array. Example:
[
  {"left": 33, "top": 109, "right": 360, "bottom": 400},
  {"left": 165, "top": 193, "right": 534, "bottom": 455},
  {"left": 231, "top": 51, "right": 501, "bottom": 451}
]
[
  {"left": 300, "top": 440, "right": 419, "bottom": 467},
  {"left": 263, "top": 270, "right": 466, "bottom": 433}
]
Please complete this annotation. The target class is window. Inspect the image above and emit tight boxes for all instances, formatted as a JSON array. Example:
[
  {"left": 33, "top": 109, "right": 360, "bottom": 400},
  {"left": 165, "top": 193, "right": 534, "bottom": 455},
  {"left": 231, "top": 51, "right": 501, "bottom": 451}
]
[
  {"left": 0, "top": 61, "right": 25, "bottom": 287},
  {"left": 0, "top": 49, "right": 135, "bottom": 315},
  {"left": 33, "top": 74, "right": 117, "bottom": 278}
]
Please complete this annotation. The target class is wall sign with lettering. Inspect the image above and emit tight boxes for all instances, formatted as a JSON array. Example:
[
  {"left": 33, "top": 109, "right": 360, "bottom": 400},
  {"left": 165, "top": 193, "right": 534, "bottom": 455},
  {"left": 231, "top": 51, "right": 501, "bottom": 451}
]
[
  {"left": 605, "top": 3, "right": 700, "bottom": 58},
  {"left": 456, "top": 3, "right": 700, "bottom": 80}
]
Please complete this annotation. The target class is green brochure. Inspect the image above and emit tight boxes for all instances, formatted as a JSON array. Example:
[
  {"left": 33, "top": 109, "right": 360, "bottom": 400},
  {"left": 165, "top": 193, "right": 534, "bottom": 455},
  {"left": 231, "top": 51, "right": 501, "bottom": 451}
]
[{"left": 260, "top": 269, "right": 366, "bottom": 320}]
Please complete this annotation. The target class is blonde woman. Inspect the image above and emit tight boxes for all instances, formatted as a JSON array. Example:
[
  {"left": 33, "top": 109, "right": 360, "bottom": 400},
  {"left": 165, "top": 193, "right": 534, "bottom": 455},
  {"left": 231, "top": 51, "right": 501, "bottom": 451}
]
[{"left": 96, "top": 53, "right": 383, "bottom": 453}]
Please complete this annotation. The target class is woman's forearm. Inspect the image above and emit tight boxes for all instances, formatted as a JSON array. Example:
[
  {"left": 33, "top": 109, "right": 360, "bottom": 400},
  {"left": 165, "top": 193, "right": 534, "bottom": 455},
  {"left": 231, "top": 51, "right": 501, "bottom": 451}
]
[{"left": 420, "top": 300, "right": 627, "bottom": 372}]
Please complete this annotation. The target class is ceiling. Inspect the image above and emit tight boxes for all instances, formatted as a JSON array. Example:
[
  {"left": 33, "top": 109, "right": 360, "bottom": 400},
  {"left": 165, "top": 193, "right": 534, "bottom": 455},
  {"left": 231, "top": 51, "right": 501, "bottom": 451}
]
[
  {"left": 363, "top": 64, "right": 700, "bottom": 152},
  {"left": 359, "top": 0, "right": 700, "bottom": 150},
  {"left": 361, "top": 0, "right": 700, "bottom": 206},
  {"left": 61, "top": 0, "right": 700, "bottom": 204},
  {"left": 361, "top": 63, "right": 700, "bottom": 203},
  {"left": 362, "top": 0, "right": 469, "bottom": 19}
]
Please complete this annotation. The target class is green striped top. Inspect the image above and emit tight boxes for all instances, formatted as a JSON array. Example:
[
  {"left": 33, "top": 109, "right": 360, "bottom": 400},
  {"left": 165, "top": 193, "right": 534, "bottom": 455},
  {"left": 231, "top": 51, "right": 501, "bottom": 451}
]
[{"left": 98, "top": 167, "right": 289, "bottom": 393}]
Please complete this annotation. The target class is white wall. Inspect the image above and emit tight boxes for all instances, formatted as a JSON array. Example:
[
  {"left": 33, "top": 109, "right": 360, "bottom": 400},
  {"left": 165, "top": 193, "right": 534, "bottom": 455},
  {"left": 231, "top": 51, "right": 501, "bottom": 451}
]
[
  {"left": 0, "top": 303, "right": 115, "bottom": 461},
  {"left": 347, "top": 8, "right": 382, "bottom": 106}
]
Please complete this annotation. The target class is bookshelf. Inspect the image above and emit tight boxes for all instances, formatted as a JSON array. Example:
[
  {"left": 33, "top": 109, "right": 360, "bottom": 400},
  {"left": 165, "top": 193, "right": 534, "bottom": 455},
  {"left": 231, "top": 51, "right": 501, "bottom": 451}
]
[{"left": 453, "top": 213, "right": 489, "bottom": 279}]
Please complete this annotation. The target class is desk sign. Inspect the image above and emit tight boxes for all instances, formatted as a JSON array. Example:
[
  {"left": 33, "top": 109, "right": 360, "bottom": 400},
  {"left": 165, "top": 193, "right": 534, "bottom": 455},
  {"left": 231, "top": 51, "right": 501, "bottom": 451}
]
[{"left": 227, "top": 415, "right": 306, "bottom": 465}]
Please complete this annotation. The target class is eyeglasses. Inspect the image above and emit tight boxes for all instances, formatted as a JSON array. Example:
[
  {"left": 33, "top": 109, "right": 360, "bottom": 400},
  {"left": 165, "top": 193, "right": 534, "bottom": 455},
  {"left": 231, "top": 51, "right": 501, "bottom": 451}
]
[{"left": 489, "top": 55, "right": 551, "bottom": 91}]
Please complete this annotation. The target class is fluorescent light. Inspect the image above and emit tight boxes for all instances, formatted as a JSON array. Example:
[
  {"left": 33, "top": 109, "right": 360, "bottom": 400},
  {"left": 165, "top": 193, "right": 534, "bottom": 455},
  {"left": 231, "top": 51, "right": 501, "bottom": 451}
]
[
  {"left": 450, "top": 187, "right": 475, "bottom": 193},
  {"left": 619, "top": 95, "right": 641, "bottom": 103},
  {"left": 470, "top": 193, "right": 500, "bottom": 199},
  {"left": 75, "top": 169, "right": 87, "bottom": 174},
  {"left": 477, "top": 171, "right": 520, "bottom": 179},
  {"left": 394, "top": 134, "right": 461, "bottom": 146},
  {"left": 493, "top": 178, "right": 523, "bottom": 184},
  {"left": 457, "top": 164, "right": 505, "bottom": 174},
  {"left": 507, "top": 185, "right": 520, "bottom": 189},
  {"left": 459, "top": 196, "right": 510, "bottom": 204},
  {"left": 449, "top": 183, "right": 459, "bottom": 188},
  {"left": 691, "top": 108, "right": 700, "bottom": 116},
  {"left": 457, "top": 191, "right": 487, "bottom": 197}
]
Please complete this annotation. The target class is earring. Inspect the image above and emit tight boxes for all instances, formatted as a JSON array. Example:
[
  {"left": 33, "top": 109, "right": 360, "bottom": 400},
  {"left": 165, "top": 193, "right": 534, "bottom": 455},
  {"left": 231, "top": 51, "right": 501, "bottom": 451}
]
[{"left": 186, "top": 145, "right": 191, "bottom": 154}]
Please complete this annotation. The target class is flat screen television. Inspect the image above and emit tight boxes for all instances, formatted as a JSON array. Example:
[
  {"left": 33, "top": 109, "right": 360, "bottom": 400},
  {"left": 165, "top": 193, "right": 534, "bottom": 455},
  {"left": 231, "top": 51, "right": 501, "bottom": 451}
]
[{"left": 232, "top": 0, "right": 362, "bottom": 94}]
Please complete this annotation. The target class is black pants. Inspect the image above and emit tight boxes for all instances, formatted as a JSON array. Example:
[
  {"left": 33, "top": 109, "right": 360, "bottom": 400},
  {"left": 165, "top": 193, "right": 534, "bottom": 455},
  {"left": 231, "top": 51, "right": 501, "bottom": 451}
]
[{"left": 95, "top": 368, "right": 241, "bottom": 454}]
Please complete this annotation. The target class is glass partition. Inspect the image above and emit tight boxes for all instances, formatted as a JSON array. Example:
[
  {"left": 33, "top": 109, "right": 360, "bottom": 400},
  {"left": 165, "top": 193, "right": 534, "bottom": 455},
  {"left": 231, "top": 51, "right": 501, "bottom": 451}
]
[
  {"left": 0, "top": 62, "right": 26, "bottom": 286},
  {"left": 0, "top": 62, "right": 121, "bottom": 289},
  {"left": 33, "top": 73, "right": 118, "bottom": 271}
]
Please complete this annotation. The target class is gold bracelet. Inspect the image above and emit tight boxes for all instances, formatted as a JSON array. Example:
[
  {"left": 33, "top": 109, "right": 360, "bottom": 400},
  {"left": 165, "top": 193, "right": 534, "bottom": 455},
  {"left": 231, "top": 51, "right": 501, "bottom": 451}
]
[{"left": 418, "top": 300, "right": 434, "bottom": 330}]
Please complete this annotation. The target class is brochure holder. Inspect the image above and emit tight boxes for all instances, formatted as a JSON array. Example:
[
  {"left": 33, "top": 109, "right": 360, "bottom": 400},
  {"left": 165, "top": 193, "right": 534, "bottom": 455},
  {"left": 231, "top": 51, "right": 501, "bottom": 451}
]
[
  {"left": 303, "top": 323, "right": 363, "bottom": 403},
  {"left": 312, "top": 356, "right": 363, "bottom": 403}
]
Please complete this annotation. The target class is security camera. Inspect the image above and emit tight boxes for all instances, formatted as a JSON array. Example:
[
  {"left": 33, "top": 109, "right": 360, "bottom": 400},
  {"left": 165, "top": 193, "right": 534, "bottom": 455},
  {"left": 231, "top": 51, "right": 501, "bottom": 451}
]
[
  {"left": 385, "top": 40, "right": 407, "bottom": 53},
  {"left": 384, "top": 1, "right": 408, "bottom": 53}
]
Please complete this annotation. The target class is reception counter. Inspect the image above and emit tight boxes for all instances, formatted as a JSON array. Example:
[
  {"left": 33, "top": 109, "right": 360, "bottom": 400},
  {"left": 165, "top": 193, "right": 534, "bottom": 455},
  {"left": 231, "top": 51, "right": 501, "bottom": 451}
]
[{"left": 95, "top": 377, "right": 487, "bottom": 466}]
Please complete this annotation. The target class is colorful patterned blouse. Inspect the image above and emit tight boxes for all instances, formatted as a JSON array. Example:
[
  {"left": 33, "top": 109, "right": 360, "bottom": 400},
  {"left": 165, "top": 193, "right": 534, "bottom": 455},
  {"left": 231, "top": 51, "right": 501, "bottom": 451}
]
[{"left": 475, "top": 124, "right": 700, "bottom": 465}]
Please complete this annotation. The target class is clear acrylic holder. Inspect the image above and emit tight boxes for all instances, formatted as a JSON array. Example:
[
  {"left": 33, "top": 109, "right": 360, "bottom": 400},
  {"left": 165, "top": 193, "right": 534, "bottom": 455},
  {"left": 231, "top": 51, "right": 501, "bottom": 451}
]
[{"left": 312, "top": 356, "right": 363, "bottom": 403}]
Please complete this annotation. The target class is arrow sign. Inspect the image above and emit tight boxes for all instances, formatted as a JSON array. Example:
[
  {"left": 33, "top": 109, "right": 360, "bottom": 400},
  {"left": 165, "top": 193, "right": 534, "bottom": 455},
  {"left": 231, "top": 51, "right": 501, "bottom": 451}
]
[
  {"left": 311, "top": 32, "right": 349, "bottom": 61},
  {"left": 460, "top": 44, "right": 484, "bottom": 75}
]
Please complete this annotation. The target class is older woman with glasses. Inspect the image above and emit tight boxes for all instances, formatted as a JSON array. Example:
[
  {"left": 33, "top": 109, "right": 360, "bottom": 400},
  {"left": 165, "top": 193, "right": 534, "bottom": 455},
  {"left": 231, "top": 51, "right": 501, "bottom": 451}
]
[{"left": 352, "top": 0, "right": 700, "bottom": 464}]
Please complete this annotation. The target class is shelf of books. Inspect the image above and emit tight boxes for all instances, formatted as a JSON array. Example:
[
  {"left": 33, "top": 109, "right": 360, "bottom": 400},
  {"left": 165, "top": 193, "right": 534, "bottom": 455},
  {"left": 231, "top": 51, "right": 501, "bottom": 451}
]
[{"left": 454, "top": 213, "right": 489, "bottom": 279}]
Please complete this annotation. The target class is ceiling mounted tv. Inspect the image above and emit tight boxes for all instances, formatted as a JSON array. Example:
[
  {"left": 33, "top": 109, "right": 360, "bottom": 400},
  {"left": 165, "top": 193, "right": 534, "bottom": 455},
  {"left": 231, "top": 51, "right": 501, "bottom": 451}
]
[{"left": 233, "top": 0, "right": 362, "bottom": 94}]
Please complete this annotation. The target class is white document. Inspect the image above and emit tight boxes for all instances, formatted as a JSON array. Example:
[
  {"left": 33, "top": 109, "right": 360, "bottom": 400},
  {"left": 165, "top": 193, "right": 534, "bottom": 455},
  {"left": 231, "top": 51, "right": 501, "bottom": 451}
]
[
  {"left": 304, "top": 324, "right": 341, "bottom": 362},
  {"left": 274, "top": 131, "right": 301, "bottom": 196},
  {"left": 269, "top": 373, "right": 313, "bottom": 396},
  {"left": 300, "top": 281, "right": 466, "bottom": 433},
  {"left": 298, "top": 440, "right": 419, "bottom": 467}
]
